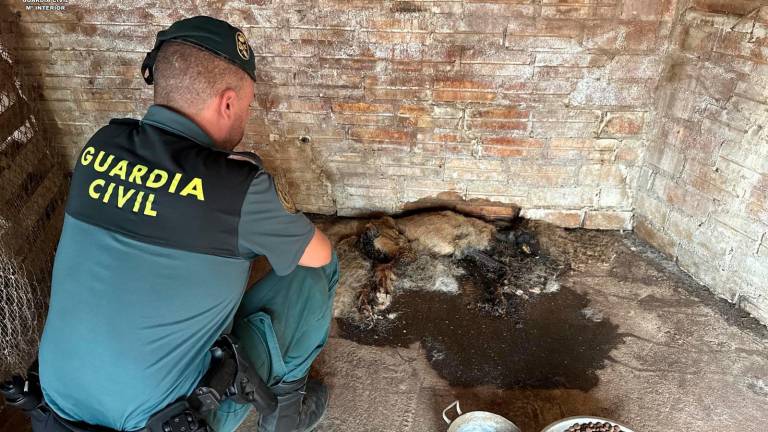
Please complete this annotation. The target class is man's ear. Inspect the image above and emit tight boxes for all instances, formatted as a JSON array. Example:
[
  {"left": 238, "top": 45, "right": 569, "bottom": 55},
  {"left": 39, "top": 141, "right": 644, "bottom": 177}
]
[{"left": 218, "top": 88, "right": 238, "bottom": 121}]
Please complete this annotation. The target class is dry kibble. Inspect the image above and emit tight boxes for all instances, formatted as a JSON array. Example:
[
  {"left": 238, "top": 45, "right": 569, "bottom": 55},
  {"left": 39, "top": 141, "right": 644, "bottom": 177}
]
[{"left": 565, "top": 422, "right": 623, "bottom": 432}]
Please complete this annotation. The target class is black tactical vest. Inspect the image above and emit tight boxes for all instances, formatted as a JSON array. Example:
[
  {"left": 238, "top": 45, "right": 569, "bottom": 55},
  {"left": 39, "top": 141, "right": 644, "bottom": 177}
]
[{"left": 66, "top": 118, "right": 260, "bottom": 258}]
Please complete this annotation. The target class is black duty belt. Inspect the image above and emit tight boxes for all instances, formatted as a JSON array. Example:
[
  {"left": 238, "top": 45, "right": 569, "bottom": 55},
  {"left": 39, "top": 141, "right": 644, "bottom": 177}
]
[{"left": 1, "top": 335, "right": 277, "bottom": 432}]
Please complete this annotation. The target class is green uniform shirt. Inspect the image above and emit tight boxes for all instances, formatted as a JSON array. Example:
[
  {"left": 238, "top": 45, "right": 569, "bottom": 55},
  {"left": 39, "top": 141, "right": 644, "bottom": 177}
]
[{"left": 38, "top": 105, "right": 315, "bottom": 430}]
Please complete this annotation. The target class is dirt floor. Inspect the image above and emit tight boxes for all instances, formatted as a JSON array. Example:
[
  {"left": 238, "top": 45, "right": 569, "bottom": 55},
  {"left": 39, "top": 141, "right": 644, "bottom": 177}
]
[
  {"left": 3, "top": 214, "right": 767, "bottom": 432},
  {"left": 239, "top": 213, "right": 768, "bottom": 432}
]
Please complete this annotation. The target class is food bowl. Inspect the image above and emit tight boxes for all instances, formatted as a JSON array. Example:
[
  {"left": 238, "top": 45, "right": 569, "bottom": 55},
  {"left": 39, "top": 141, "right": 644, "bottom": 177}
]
[
  {"left": 443, "top": 401, "right": 522, "bottom": 432},
  {"left": 540, "top": 416, "right": 636, "bottom": 432}
]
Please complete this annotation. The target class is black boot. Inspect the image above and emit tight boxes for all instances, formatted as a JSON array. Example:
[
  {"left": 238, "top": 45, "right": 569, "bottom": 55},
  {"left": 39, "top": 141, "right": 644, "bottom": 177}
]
[{"left": 257, "top": 375, "right": 329, "bottom": 432}]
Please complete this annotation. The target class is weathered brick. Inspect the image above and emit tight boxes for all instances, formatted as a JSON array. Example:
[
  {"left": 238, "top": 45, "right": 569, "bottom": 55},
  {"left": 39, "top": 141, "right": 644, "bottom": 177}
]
[
  {"left": 365, "top": 87, "right": 431, "bottom": 100},
  {"left": 531, "top": 120, "right": 598, "bottom": 138},
  {"left": 533, "top": 80, "right": 578, "bottom": 94},
  {"left": 583, "top": 21, "right": 660, "bottom": 51},
  {"left": 505, "top": 35, "right": 582, "bottom": 51},
  {"left": 621, "top": 0, "right": 663, "bottom": 20},
  {"left": 528, "top": 187, "right": 593, "bottom": 207},
  {"left": 549, "top": 138, "right": 617, "bottom": 161},
  {"left": 665, "top": 209, "right": 698, "bottom": 243},
  {"left": 690, "top": 218, "right": 752, "bottom": 262},
  {"left": 719, "top": 128, "right": 768, "bottom": 175},
  {"left": 682, "top": 159, "right": 740, "bottom": 201},
  {"left": 467, "top": 119, "right": 529, "bottom": 132},
  {"left": 349, "top": 127, "right": 411, "bottom": 143},
  {"left": 598, "top": 186, "right": 631, "bottom": 207},
  {"left": 584, "top": 211, "right": 633, "bottom": 230},
  {"left": 534, "top": 53, "right": 612, "bottom": 67},
  {"left": 464, "top": 2, "right": 536, "bottom": 17},
  {"left": 615, "top": 140, "right": 643, "bottom": 164},
  {"left": 713, "top": 210, "right": 768, "bottom": 242},
  {"left": 531, "top": 109, "right": 601, "bottom": 122},
  {"left": 580, "top": 164, "right": 627, "bottom": 185},
  {"left": 274, "top": 99, "right": 327, "bottom": 113},
  {"left": 433, "top": 89, "right": 496, "bottom": 102},
  {"left": 714, "top": 30, "right": 768, "bottom": 64},
  {"left": 442, "top": 142, "right": 475, "bottom": 157},
  {"left": 468, "top": 106, "right": 529, "bottom": 119},
  {"left": 446, "top": 167, "right": 508, "bottom": 181},
  {"left": 483, "top": 146, "right": 537, "bottom": 158},
  {"left": 598, "top": 112, "right": 645, "bottom": 137},
  {"left": 675, "top": 248, "right": 734, "bottom": 299},
  {"left": 434, "top": 13, "right": 512, "bottom": 34},
  {"left": 663, "top": 181, "right": 714, "bottom": 219},
  {"left": 747, "top": 175, "right": 768, "bottom": 224},
  {"left": 716, "top": 156, "right": 762, "bottom": 198},
  {"left": 416, "top": 131, "right": 466, "bottom": 144},
  {"left": 432, "top": 32, "right": 503, "bottom": 45},
  {"left": 366, "top": 74, "right": 431, "bottom": 91},
  {"left": 521, "top": 209, "right": 583, "bottom": 228},
  {"left": 482, "top": 137, "right": 544, "bottom": 158},
  {"left": 680, "top": 22, "right": 720, "bottom": 54},
  {"left": 645, "top": 142, "right": 686, "bottom": 176},
  {"left": 697, "top": 64, "right": 740, "bottom": 103},
  {"left": 571, "top": 79, "right": 653, "bottom": 107},
  {"left": 462, "top": 48, "right": 533, "bottom": 65},
  {"left": 445, "top": 158, "right": 504, "bottom": 172},
  {"left": 732, "top": 253, "right": 768, "bottom": 300},
  {"left": 635, "top": 192, "right": 668, "bottom": 224},
  {"left": 459, "top": 63, "right": 534, "bottom": 78},
  {"left": 334, "top": 114, "right": 394, "bottom": 126},
  {"left": 607, "top": 55, "right": 664, "bottom": 79},
  {"left": 482, "top": 136, "right": 543, "bottom": 147},
  {"left": 634, "top": 216, "right": 677, "bottom": 257},
  {"left": 506, "top": 17, "right": 583, "bottom": 38},
  {"left": 434, "top": 76, "right": 495, "bottom": 90},
  {"left": 508, "top": 164, "right": 580, "bottom": 187},
  {"left": 290, "top": 27, "right": 355, "bottom": 42}
]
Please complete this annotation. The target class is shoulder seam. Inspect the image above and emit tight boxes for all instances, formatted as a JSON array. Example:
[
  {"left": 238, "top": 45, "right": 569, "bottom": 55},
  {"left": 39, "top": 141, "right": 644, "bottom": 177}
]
[{"left": 234, "top": 169, "right": 261, "bottom": 259}]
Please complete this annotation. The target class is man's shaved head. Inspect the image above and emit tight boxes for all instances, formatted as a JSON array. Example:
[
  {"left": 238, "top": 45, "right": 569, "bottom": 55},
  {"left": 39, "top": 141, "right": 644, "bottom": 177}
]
[
  {"left": 154, "top": 41, "right": 250, "bottom": 114},
  {"left": 153, "top": 41, "right": 255, "bottom": 149}
]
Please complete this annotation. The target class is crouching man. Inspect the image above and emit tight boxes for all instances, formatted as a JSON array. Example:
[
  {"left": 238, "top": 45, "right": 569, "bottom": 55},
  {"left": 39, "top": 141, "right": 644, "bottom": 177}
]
[{"left": 36, "top": 16, "right": 338, "bottom": 432}]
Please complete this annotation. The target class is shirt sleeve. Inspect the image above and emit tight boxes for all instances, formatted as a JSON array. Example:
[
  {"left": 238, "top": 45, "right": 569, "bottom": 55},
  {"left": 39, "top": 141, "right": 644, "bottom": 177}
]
[{"left": 237, "top": 171, "right": 316, "bottom": 276}]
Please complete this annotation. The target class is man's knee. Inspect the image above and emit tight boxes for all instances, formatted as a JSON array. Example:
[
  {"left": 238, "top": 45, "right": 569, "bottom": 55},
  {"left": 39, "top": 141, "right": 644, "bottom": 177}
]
[
  {"left": 304, "top": 262, "right": 337, "bottom": 317},
  {"left": 295, "top": 249, "right": 338, "bottom": 293},
  {"left": 321, "top": 250, "right": 339, "bottom": 293},
  {"left": 240, "top": 250, "right": 339, "bottom": 324}
]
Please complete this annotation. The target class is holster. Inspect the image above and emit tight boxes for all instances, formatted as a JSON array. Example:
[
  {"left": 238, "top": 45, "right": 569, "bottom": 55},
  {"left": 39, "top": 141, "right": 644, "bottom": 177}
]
[
  {"left": 1, "top": 335, "right": 277, "bottom": 432},
  {"left": 188, "top": 334, "right": 278, "bottom": 416},
  {"left": 0, "top": 361, "right": 49, "bottom": 423}
]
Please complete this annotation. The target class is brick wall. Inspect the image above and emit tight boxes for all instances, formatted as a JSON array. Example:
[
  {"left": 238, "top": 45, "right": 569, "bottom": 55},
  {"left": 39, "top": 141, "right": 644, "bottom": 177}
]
[
  {"left": 1, "top": 0, "right": 676, "bottom": 228},
  {"left": 634, "top": 0, "right": 768, "bottom": 322},
  {"left": 3, "top": 1, "right": 768, "bottom": 322}
]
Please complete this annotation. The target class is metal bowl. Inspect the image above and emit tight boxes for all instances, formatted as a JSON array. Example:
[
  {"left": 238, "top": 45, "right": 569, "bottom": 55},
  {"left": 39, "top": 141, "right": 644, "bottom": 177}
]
[
  {"left": 443, "top": 401, "right": 521, "bottom": 432},
  {"left": 540, "top": 416, "right": 636, "bottom": 432}
]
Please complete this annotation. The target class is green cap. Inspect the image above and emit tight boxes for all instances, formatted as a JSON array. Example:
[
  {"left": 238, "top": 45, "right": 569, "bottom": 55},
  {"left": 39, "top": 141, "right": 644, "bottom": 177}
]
[{"left": 141, "top": 15, "right": 256, "bottom": 85}]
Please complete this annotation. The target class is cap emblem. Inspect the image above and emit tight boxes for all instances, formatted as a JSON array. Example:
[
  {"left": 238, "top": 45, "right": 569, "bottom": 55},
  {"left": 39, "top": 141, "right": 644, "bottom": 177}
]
[{"left": 235, "top": 31, "right": 250, "bottom": 60}]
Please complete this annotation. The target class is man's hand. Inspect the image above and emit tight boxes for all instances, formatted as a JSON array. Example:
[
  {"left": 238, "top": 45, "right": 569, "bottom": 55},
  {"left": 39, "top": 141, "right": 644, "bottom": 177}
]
[{"left": 298, "top": 227, "right": 333, "bottom": 267}]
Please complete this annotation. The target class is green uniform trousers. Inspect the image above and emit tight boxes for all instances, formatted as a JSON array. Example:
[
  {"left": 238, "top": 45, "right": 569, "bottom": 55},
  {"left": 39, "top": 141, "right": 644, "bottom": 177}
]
[{"left": 207, "top": 251, "right": 339, "bottom": 432}]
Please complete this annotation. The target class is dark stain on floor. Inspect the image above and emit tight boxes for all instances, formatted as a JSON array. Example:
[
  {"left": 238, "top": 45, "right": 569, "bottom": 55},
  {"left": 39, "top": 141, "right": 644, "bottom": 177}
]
[
  {"left": 338, "top": 285, "right": 622, "bottom": 391},
  {"left": 339, "top": 224, "right": 624, "bottom": 392}
]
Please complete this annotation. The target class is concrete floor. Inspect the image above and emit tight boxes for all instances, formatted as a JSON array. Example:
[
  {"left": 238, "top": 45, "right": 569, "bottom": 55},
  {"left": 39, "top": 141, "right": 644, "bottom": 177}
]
[{"left": 241, "top": 222, "right": 768, "bottom": 432}]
